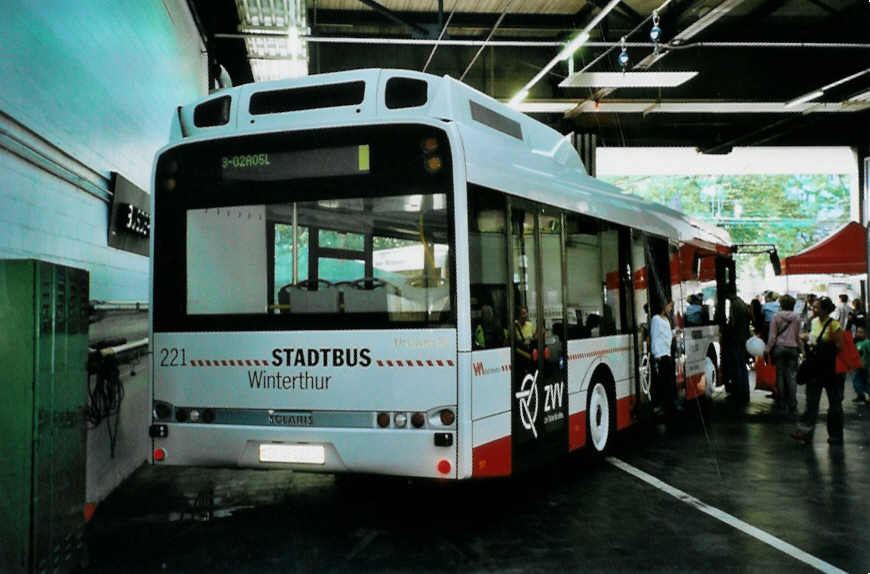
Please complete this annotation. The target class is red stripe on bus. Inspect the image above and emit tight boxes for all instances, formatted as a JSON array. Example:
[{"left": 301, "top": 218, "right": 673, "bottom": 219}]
[
  {"left": 221, "top": 360, "right": 228, "bottom": 366},
  {"left": 605, "top": 270, "right": 620, "bottom": 290},
  {"left": 472, "top": 435, "right": 511, "bottom": 477},
  {"left": 229, "top": 360, "right": 236, "bottom": 366},
  {"left": 569, "top": 411, "right": 587, "bottom": 451},
  {"left": 205, "top": 360, "right": 212, "bottom": 366},
  {"left": 373, "top": 358, "right": 457, "bottom": 367},
  {"left": 246, "top": 360, "right": 252, "bottom": 366}
]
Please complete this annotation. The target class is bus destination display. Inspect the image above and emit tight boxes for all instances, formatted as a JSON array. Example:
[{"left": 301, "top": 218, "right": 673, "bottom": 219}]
[{"left": 221, "top": 145, "right": 370, "bottom": 181}]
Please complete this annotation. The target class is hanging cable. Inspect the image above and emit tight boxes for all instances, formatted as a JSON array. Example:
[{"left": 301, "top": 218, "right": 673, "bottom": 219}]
[
  {"left": 87, "top": 350, "right": 125, "bottom": 458},
  {"left": 85, "top": 337, "right": 147, "bottom": 458},
  {"left": 459, "top": 0, "right": 515, "bottom": 82},
  {"left": 422, "top": 0, "right": 458, "bottom": 73}
]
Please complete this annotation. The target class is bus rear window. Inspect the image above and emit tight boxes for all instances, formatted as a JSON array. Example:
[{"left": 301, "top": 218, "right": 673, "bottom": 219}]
[
  {"left": 184, "top": 193, "right": 451, "bottom": 324},
  {"left": 249, "top": 81, "right": 365, "bottom": 115}
]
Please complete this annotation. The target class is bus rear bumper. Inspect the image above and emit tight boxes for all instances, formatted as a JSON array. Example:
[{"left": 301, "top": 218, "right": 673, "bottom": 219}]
[{"left": 149, "top": 423, "right": 458, "bottom": 479}]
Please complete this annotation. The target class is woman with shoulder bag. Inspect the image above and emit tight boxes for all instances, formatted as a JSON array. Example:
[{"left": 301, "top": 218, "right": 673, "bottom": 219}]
[
  {"left": 791, "top": 296, "right": 846, "bottom": 445},
  {"left": 766, "top": 294, "right": 801, "bottom": 416}
]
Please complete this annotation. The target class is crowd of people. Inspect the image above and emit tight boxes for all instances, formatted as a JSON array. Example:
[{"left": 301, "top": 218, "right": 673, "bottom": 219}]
[
  {"left": 743, "top": 290, "right": 868, "bottom": 445},
  {"left": 475, "top": 287, "right": 868, "bottom": 447}
]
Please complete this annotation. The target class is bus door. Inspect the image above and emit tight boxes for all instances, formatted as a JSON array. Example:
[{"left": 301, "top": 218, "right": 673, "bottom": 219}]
[
  {"left": 630, "top": 231, "right": 652, "bottom": 403},
  {"left": 644, "top": 235, "right": 677, "bottom": 406},
  {"left": 508, "top": 201, "right": 568, "bottom": 471}
]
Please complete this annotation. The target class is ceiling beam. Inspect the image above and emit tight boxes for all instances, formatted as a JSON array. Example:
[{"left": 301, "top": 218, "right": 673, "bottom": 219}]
[
  {"left": 806, "top": 0, "right": 837, "bottom": 15},
  {"left": 310, "top": 9, "right": 582, "bottom": 33},
  {"left": 355, "top": 0, "right": 432, "bottom": 38},
  {"left": 586, "top": 0, "right": 642, "bottom": 25}
]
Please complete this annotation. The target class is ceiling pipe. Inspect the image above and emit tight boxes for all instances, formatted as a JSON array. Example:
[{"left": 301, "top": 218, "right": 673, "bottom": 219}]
[{"left": 217, "top": 33, "right": 870, "bottom": 52}]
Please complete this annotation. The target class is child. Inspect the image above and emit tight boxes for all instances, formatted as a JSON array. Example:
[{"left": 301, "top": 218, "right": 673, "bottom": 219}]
[{"left": 852, "top": 325, "right": 870, "bottom": 405}]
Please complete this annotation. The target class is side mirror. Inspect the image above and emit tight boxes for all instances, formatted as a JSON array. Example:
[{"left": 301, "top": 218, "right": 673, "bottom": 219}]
[{"left": 770, "top": 250, "right": 781, "bottom": 276}]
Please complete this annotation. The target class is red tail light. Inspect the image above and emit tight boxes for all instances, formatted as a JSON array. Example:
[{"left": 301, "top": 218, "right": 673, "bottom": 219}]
[
  {"left": 437, "top": 459, "right": 451, "bottom": 475},
  {"left": 439, "top": 409, "right": 455, "bottom": 426},
  {"left": 153, "top": 448, "right": 166, "bottom": 462},
  {"left": 411, "top": 412, "right": 425, "bottom": 428}
]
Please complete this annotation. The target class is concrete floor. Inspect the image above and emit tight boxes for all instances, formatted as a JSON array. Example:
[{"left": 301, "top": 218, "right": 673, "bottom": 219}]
[{"left": 83, "top": 382, "right": 870, "bottom": 573}]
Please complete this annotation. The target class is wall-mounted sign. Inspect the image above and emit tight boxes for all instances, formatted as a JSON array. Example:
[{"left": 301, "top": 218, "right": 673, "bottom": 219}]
[
  {"left": 115, "top": 202, "right": 150, "bottom": 237},
  {"left": 108, "top": 172, "right": 150, "bottom": 256}
]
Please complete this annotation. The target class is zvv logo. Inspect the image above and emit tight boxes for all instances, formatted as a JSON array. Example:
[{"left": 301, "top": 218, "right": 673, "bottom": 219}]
[
  {"left": 473, "top": 362, "right": 485, "bottom": 376},
  {"left": 515, "top": 370, "right": 539, "bottom": 438},
  {"left": 544, "top": 382, "right": 564, "bottom": 412}
]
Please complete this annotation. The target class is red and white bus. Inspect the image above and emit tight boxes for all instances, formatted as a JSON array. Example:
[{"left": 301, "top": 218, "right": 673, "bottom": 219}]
[{"left": 149, "top": 69, "right": 734, "bottom": 479}]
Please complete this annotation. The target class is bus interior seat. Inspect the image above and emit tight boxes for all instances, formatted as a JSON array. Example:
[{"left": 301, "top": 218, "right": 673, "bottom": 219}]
[
  {"left": 341, "top": 278, "right": 393, "bottom": 313},
  {"left": 400, "top": 282, "right": 449, "bottom": 313},
  {"left": 278, "top": 279, "right": 339, "bottom": 313}
]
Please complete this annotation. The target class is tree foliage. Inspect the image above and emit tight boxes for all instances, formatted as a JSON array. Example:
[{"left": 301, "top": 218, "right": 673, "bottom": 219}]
[{"left": 601, "top": 174, "right": 852, "bottom": 277}]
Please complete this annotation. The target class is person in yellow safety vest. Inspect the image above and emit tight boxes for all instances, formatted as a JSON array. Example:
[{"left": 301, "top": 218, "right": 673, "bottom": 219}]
[
  {"left": 474, "top": 304, "right": 507, "bottom": 349},
  {"left": 514, "top": 305, "right": 536, "bottom": 360}
]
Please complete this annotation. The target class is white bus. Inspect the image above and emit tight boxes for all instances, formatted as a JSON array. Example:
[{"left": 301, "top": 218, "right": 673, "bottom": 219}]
[{"left": 149, "top": 69, "right": 735, "bottom": 479}]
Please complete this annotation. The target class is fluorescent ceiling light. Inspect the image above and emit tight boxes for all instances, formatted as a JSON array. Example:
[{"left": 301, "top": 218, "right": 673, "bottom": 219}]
[
  {"left": 784, "top": 90, "right": 824, "bottom": 108},
  {"left": 557, "top": 32, "right": 590, "bottom": 61},
  {"left": 559, "top": 71, "right": 699, "bottom": 88},
  {"left": 508, "top": 90, "right": 529, "bottom": 107},
  {"left": 567, "top": 100, "right": 869, "bottom": 113},
  {"left": 510, "top": 101, "right": 577, "bottom": 113},
  {"left": 507, "top": 100, "right": 870, "bottom": 115},
  {"left": 511, "top": 0, "right": 622, "bottom": 106}
]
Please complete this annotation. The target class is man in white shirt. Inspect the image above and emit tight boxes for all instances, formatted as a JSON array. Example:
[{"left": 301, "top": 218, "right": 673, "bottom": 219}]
[
  {"left": 651, "top": 300, "right": 678, "bottom": 415},
  {"left": 833, "top": 294, "right": 851, "bottom": 326}
]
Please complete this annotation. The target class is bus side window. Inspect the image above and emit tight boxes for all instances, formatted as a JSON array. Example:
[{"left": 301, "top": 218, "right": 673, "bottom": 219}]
[
  {"left": 565, "top": 213, "right": 603, "bottom": 339},
  {"left": 468, "top": 186, "right": 508, "bottom": 349},
  {"left": 599, "top": 224, "right": 620, "bottom": 335}
]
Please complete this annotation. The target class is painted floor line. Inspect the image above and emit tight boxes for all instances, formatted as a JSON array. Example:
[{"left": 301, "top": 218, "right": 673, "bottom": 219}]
[{"left": 607, "top": 456, "right": 848, "bottom": 574}]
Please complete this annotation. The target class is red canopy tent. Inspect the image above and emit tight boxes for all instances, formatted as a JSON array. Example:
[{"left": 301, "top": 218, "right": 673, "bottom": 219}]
[{"left": 782, "top": 221, "right": 868, "bottom": 275}]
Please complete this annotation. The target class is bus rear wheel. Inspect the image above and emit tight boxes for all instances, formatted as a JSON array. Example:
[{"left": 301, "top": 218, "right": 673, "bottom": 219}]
[{"left": 587, "top": 379, "right": 614, "bottom": 454}]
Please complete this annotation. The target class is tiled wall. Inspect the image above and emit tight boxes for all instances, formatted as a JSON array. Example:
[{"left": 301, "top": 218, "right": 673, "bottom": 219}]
[{"left": 0, "top": 0, "right": 208, "bottom": 504}]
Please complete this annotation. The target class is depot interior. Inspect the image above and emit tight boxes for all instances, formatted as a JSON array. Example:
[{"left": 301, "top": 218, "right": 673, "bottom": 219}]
[{"left": 0, "top": 1, "right": 868, "bottom": 572}]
